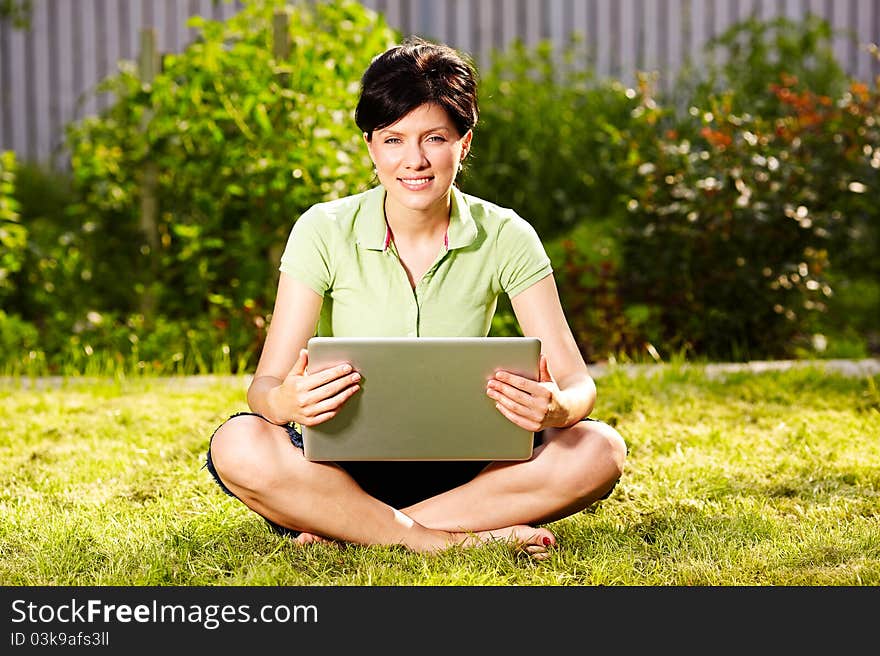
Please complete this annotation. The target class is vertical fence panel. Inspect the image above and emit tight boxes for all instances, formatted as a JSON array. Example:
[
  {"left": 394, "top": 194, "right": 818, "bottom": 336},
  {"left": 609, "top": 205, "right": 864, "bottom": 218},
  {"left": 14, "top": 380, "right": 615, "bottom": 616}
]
[
  {"left": 643, "top": 0, "right": 661, "bottom": 77},
  {"left": 810, "top": 0, "right": 831, "bottom": 22},
  {"left": 499, "top": 0, "right": 517, "bottom": 51},
  {"left": 54, "top": 0, "right": 74, "bottom": 163},
  {"left": 665, "top": 0, "right": 683, "bottom": 79},
  {"left": 523, "top": 0, "right": 540, "bottom": 49},
  {"left": 620, "top": 0, "right": 638, "bottom": 85},
  {"left": 46, "top": 0, "right": 60, "bottom": 160},
  {"left": 595, "top": 0, "right": 612, "bottom": 78},
  {"left": 185, "top": 0, "right": 200, "bottom": 41},
  {"left": 831, "top": 0, "right": 854, "bottom": 75},
  {"left": 5, "top": 16, "right": 27, "bottom": 156},
  {"left": 122, "top": 0, "right": 139, "bottom": 64},
  {"left": 407, "top": 0, "right": 421, "bottom": 37},
  {"left": 32, "top": 0, "right": 52, "bottom": 163},
  {"left": 487, "top": 0, "right": 502, "bottom": 55},
  {"left": 415, "top": 0, "right": 435, "bottom": 41},
  {"left": 452, "top": 0, "right": 471, "bottom": 58},
  {"left": 686, "top": 0, "right": 704, "bottom": 70},
  {"left": 99, "top": 0, "right": 120, "bottom": 112},
  {"left": 0, "top": 20, "right": 9, "bottom": 150},
  {"left": 383, "top": 0, "right": 402, "bottom": 34},
  {"left": 873, "top": 0, "right": 880, "bottom": 82},
  {"left": 422, "top": 0, "right": 445, "bottom": 42},
  {"left": 676, "top": 0, "right": 694, "bottom": 66},
  {"left": 570, "top": 0, "right": 587, "bottom": 54},
  {"left": 94, "top": 0, "right": 108, "bottom": 112},
  {"left": 855, "top": 0, "right": 875, "bottom": 82},
  {"left": 782, "top": 0, "right": 801, "bottom": 20},
  {"left": 165, "top": 0, "right": 182, "bottom": 52},
  {"left": 79, "top": 0, "right": 98, "bottom": 121},
  {"left": 23, "top": 0, "right": 38, "bottom": 160},
  {"left": 471, "top": 0, "right": 495, "bottom": 66},
  {"left": 756, "top": 0, "right": 775, "bottom": 22},
  {"left": 547, "top": 0, "right": 565, "bottom": 53}
]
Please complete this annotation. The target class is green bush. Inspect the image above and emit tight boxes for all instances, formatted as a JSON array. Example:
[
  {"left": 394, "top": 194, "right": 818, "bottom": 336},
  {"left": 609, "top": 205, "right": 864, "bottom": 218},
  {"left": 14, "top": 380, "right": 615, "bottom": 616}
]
[
  {"left": 0, "top": 309, "right": 41, "bottom": 374},
  {"left": 6, "top": 163, "right": 89, "bottom": 338},
  {"left": 63, "top": 0, "right": 398, "bottom": 371},
  {"left": 462, "top": 38, "right": 656, "bottom": 240},
  {"left": 683, "top": 14, "right": 849, "bottom": 118},
  {"left": 618, "top": 74, "right": 879, "bottom": 359},
  {"left": 0, "top": 150, "right": 27, "bottom": 303},
  {"left": 6, "top": 11, "right": 876, "bottom": 372}
]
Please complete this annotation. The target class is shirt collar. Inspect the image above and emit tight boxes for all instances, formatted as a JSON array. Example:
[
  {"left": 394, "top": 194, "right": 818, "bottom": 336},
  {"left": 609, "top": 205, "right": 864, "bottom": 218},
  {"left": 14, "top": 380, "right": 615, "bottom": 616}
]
[{"left": 355, "top": 185, "right": 478, "bottom": 251}]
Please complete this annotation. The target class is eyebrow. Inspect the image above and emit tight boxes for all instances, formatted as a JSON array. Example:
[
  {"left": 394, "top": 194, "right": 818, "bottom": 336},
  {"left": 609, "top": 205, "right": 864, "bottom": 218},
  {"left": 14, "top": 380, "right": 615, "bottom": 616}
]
[{"left": 378, "top": 126, "right": 452, "bottom": 136}]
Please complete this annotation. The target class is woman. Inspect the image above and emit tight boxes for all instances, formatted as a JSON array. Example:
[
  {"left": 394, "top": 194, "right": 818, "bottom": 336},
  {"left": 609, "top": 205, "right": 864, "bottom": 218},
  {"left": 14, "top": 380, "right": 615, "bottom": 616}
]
[{"left": 206, "top": 37, "right": 626, "bottom": 560}]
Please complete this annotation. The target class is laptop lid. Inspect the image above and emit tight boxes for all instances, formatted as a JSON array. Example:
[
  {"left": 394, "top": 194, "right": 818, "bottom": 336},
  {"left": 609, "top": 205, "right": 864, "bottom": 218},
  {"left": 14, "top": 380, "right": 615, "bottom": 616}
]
[{"left": 301, "top": 336, "right": 541, "bottom": 461}]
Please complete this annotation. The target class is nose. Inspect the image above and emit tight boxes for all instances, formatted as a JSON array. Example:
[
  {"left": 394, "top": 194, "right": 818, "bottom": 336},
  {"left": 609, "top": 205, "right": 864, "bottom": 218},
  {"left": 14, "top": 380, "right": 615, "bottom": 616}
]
[{"left": 402, "top": 141, "right": 429, "bottom": 169}]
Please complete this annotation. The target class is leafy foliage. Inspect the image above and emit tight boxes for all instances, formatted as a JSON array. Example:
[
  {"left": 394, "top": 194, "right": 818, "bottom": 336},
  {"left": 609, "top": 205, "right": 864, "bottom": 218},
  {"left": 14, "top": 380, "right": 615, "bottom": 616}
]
[
  {"left": 462, "top": 38, "right": 655, "bottom": 240},
  {"left": 0, "top": 0, "right": 31, "bottom": 29},
  {"left": 0, "top": 151, "right": 27, "bottom": 302},
  {"left": 618, "top": 25, "right": 878, "bottom": 360},
  {"left": 686, "top": 14, "right": 849, "bottom": 117},
  {"left": 1, "top": 10, "right": 876, "bottom": 371},
  {"left": 51, "top": 0, "right": 398, "bottom": 371}
]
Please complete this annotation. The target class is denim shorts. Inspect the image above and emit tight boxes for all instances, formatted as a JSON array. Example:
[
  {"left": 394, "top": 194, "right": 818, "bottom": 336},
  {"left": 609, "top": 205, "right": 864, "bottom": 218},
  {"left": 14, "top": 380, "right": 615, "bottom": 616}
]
[{"left": 204, "top": 412, "right": 615, "bottom": 538}]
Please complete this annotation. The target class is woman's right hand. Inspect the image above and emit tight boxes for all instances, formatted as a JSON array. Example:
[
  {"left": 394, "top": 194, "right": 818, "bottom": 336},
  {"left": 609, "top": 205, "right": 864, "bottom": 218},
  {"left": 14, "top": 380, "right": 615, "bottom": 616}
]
[{"left": 267, "top": 348, "right": 361, "bottom": 426}]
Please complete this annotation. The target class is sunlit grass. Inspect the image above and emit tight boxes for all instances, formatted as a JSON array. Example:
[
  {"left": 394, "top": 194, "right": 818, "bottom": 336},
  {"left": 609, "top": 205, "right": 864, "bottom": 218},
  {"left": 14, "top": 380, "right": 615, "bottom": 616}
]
[{"left": 0, "top": 365, "right": 877, "bottom": 585}]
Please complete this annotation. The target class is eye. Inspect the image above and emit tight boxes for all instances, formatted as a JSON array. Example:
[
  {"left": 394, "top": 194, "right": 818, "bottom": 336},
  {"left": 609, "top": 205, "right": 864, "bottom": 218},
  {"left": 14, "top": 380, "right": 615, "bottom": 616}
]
[
  {"left": 383, "top": 137, "right": 402, "bottom": 144},
  {"left": 427, "top": 135, "right": 447, "bottom": 142}
]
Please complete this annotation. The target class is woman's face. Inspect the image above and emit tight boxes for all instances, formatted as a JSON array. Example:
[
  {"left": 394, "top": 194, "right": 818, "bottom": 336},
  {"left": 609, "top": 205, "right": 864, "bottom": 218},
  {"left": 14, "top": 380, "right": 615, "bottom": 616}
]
[{"left": 365, "top": 103, "right": 472, "bottom": 218}]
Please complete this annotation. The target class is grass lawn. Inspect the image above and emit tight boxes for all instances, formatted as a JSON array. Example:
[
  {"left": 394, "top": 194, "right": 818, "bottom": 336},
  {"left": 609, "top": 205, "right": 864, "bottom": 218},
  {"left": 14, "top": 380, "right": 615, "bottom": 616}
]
[{"left": 1, "top": 363, "right": 878, "bottom": 586}]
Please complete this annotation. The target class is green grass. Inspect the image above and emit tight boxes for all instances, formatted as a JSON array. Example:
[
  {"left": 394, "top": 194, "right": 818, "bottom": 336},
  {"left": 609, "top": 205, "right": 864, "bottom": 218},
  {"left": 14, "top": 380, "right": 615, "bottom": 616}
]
[{"left": 1, "top": 364, "right": 878, "bottom": 585}]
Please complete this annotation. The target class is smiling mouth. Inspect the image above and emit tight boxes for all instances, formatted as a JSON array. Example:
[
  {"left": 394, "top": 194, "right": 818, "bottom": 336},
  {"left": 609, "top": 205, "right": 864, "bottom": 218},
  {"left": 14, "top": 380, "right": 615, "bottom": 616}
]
[{"left": 398, "top": 176, "right": 434, "bottom": 189}]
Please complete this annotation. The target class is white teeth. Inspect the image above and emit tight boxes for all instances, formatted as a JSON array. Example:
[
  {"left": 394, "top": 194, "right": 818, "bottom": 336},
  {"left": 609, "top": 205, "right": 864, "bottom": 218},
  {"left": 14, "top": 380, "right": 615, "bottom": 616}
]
[{"left": 401, "top": 178, "right": 431, "bottom": 184}]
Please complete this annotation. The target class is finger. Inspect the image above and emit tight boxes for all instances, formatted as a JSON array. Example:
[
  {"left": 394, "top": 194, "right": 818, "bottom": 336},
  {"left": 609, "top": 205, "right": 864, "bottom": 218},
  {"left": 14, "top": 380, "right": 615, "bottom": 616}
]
[
  {"left": 493, "top": 400, "right": 542, "bottom": 433},
  {"left": 290, "top": 349, "right": 308, "bottom": 377},
  {"left": 539, "top": 353, "right": 553, "bottom": 383},
  {"left": 303, "top": 375, "right": 361, "bottom": 410},
  {"left": 303, "top": 362, "right": 357, "bottom": 392},
  {"left": 487, "top": 384, "right": 541, "bottom": 421},
  {"left": 494, "top": 369, "right": 543, "bottom": 394},
  {"left": 300, "top": 410, "right": 341, "bottom": 427},
  {"left": 303, "top": 382, "right": 361, "bottom": 419},
  {"left": 487, "top": 378, "right": 544, "bottom": 407}
]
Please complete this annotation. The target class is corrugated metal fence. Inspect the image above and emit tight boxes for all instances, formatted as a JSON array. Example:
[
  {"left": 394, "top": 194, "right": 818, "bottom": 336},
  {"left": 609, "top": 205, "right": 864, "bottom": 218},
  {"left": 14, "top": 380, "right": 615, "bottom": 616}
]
[{"left": 1, "top": 0, "right": 879, "bottom": 169}]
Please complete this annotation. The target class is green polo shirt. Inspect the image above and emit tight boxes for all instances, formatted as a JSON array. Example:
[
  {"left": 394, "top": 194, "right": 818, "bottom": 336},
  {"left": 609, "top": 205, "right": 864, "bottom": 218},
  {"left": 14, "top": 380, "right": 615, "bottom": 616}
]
[{"left": 279, "top": 184, "right": 552, "bottom": 337}]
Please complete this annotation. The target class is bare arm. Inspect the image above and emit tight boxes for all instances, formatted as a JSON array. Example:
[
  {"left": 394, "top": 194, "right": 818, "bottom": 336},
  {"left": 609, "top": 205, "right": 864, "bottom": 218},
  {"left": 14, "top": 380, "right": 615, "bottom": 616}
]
[
  {"left": 247, "top": 272, "right": 360, "bottom": 425},
  {"left": 487, "top": 273, "right": 596, "bottom": 431}
]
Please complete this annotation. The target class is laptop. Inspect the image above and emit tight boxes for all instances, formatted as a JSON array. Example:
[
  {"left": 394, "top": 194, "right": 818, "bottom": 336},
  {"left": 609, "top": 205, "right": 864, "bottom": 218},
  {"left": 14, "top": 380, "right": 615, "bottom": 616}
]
[{"left": 301, "top": 336, "right": 541, "bottom": 461}]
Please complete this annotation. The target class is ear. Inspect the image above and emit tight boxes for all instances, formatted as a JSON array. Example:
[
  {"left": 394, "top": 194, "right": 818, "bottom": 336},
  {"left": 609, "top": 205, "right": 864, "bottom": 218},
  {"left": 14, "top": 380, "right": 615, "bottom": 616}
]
[
  {"left": 461, "top": 130, "right": 474, "bottom": 159},
  {"left": 460, "top": 129, "right": 473, "bottom": 160},
  {"left": 364, "top": 132, "right": 376, "bottom": 165}
]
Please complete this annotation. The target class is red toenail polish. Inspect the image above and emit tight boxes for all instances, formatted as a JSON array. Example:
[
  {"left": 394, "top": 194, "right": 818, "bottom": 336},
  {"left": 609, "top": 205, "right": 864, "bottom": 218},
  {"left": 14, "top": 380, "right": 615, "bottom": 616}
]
[{"left": 543, "top": 537, "right": 551, "bottom": 546}]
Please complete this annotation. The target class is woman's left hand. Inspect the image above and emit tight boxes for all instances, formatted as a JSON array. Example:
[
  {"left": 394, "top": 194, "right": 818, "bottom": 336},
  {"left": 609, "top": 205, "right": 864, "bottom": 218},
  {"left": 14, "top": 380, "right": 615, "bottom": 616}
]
[{"left": 486, "top": 353, "right": 569, "bottom": 432}]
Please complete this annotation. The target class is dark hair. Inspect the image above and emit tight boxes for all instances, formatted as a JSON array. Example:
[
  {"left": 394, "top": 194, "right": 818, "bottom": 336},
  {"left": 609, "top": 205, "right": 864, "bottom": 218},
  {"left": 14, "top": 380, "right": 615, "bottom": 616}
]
[{"left": 355, "top": 37, "right": 479, "bottom": 141}]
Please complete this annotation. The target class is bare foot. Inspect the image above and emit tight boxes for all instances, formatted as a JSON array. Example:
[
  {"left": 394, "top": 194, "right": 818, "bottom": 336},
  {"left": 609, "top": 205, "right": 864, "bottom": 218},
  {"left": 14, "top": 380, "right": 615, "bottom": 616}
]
[
  {"left": 294, "top": 531, "right": 332, "bottom": 546},
  {"left": 451, "top": 525, "right": 556, "bottom": 560}
]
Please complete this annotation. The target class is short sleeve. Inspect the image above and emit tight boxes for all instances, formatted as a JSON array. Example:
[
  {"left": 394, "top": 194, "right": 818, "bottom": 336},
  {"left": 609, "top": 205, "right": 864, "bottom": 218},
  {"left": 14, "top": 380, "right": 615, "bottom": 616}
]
[
  {"left": 496, "top": 213, "right": 553, "bottom": 298},
  {"left": 278, "top": 206, "right": 332, "bottom": 296}
]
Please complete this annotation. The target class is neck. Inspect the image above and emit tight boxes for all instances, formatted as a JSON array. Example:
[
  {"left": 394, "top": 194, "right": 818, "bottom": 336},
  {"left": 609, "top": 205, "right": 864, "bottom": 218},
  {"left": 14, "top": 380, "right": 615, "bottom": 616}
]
[{"left": 384, "top": 191, "right": 452, "bottom": 244}]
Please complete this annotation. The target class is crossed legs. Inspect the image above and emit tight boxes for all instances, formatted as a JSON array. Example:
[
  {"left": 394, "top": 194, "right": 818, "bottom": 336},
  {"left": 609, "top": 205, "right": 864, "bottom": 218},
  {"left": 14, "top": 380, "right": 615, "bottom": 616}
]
[{"left": 207, "top": 414, "right": 626, "bottom": 557}]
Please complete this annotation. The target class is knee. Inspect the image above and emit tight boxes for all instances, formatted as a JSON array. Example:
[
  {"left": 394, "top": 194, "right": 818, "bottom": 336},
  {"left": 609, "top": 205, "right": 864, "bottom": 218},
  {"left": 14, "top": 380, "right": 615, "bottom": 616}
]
[
  {"left": 210, "top": 415, "right": 278, "bottom": 494},
  {"left": 555, "top": 420, "right": 627, "bottom": 500},
  {"left": 592, "top": 421, "right": 627, "bottom": 482}
]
